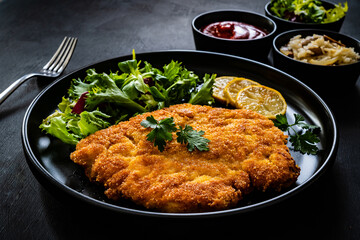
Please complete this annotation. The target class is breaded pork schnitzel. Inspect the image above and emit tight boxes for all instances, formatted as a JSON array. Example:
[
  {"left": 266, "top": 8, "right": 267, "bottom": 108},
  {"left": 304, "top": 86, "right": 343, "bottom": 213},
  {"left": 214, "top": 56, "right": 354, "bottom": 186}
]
[{"left": 70, "top": 103, "right": 300, "bottom": 212}]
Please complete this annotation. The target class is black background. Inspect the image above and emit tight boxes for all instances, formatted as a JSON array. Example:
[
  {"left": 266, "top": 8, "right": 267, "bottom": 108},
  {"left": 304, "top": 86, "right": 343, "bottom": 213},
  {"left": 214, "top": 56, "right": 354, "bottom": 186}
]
[{"left": 0, "top": 0, "right": 359, "bottom": 239}]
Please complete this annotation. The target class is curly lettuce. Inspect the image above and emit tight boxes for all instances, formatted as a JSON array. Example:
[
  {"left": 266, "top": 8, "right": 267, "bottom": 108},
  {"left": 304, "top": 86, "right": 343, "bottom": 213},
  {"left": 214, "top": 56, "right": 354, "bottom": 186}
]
[
  {"left": 40, "top": 52, "right": 216, "bottom": 145},
  {"left": 39, "top": 97, "right": 111, "bottom": 145},
  {"left": 270, "top": 0, "right": 348, "bottom": 23}
]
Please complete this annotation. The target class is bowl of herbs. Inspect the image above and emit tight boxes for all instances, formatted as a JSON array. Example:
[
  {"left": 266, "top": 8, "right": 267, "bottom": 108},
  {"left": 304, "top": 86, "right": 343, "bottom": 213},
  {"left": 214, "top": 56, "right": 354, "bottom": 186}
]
[{"left": 265, "top": 0, "right": 348, "bottom": 33}]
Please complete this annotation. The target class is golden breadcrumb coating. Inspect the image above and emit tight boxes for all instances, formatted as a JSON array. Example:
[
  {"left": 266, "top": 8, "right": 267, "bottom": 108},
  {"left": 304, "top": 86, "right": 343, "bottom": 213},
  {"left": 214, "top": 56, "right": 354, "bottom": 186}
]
[{"left": 70, "top": 103, "right": 300, "bottom": 212}]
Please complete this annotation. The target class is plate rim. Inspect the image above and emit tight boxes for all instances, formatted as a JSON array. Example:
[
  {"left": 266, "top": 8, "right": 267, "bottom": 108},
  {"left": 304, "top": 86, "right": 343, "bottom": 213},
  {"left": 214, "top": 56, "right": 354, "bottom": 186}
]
[{"left": 21, "top": 49, "right": 338, "bottom": 218}]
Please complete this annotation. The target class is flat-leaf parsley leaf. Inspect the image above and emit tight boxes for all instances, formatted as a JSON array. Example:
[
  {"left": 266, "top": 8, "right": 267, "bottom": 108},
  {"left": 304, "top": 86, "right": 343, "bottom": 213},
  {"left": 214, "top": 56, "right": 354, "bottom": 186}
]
[
  {"left": 273, "top": 114, "right": 320, "bottom": 155},
  {"left": 140, "top": 116, "right": 177, "bottom": 152},
  {"left": 176, "top": 125, "right": 210, "bottom": 152},
  {"left": 141, "top": 116, "right": 210, "bottom": 152}
]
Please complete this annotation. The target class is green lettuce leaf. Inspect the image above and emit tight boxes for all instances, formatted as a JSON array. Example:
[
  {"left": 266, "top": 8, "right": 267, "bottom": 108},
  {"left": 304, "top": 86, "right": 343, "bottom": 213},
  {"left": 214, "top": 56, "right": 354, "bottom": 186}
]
[
  {"left": 40, "top": 113, "right": 79, "bottom": 145},
  {"left": 270, "top": 0, "right": 347, "bottom": 23},
  {"left": 323, "top": 2, "right": 348, "bottom": 23},
  {"left": 39, "top": 98, "right": 111, "bottom": 145},
  {"left": 40, "top": 52, "right": 216, "bottom": 145},
  {"left": 84, "top": 70, "right": 146, "bottom": 113},
  {"left": 189, "top": 73, "right": 216, "bottom": 105}
]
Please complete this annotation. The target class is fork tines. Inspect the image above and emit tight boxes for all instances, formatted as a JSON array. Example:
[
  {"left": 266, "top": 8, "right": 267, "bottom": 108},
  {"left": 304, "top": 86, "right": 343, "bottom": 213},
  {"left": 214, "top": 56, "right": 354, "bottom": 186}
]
[{"left": 43, "top": 37, "right": 78, "bottom": 73}]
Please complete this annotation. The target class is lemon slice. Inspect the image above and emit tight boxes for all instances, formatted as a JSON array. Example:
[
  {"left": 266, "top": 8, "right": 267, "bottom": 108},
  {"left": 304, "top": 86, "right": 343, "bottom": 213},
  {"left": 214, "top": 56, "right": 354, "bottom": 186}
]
[
  {"left": 235, "top": 85, "right": 287, "bottom": 119},
  {"left": 212, "top": 76, "right": 238, "bottom": 103},
  {"left": 223, "top": 77, "right": 260, "bottom": 106}
]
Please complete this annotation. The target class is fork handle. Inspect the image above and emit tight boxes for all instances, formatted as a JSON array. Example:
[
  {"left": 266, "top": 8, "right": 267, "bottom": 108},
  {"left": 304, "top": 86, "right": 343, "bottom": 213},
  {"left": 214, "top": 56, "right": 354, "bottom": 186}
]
[{"left": 0, "top": 73, "right": 37, "bottom": 105}]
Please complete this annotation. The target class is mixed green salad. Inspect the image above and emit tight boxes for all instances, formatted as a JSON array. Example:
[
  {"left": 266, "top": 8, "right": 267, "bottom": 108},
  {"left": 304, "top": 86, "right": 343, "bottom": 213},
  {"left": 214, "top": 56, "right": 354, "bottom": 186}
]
[
  {"left": 40, "top": 52, "right": 216, "bottom": 145},
  {"left": 270, "top": 0, "right": 348, "bottom": 23},
  {"left": 40, "top": 51, "right": 321, "bottom": 155}
]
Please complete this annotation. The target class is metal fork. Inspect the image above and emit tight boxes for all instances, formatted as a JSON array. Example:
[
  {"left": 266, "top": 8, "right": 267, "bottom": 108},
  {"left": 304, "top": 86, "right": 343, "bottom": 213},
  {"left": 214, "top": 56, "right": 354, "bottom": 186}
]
[{"left": 0, "top": 37, "right": 77, "bottom": 105}]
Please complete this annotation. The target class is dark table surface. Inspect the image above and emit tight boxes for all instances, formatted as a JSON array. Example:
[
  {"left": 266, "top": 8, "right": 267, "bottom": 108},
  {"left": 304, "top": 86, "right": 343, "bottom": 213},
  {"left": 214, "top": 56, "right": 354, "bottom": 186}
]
[{"left": 1, "top": 0, "right": 359, "bottom": 239}]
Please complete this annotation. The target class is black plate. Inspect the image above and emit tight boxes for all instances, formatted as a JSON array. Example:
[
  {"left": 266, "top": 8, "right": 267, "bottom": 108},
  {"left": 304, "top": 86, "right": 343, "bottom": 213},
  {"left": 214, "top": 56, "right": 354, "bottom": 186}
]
[{"left": 22, "top": 50, "right": 338, "bottom": 218}]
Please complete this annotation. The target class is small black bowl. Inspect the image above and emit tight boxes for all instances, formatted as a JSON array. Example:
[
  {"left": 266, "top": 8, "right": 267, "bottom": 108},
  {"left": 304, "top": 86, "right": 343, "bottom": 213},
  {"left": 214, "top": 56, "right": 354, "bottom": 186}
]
[
  {"left": 192, "top": 10, "right": 277, "bottom": 62},
  {"left": 265, "top": 1, "right": 345, "bottom": 33},
  {"left": 272, "top": 29, "right": 360, "bottom": 98}
]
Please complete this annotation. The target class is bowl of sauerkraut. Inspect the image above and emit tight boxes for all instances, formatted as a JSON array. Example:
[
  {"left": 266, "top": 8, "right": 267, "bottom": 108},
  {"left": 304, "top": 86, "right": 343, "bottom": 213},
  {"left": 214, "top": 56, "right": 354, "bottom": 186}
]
[{"left": 272, "top": 29, "right": 360, "bottom": 97}]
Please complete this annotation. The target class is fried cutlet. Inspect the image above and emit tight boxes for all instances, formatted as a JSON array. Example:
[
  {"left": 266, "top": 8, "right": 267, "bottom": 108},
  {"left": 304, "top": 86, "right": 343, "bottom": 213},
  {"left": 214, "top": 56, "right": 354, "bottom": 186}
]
[{"left": 70, "top": 103, "right": 300, "bottom": 212}]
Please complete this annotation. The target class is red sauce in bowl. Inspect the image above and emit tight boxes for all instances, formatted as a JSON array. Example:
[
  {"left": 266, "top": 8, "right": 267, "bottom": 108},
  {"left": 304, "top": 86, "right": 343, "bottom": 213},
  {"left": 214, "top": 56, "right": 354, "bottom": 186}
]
[{"left": 201, "top": 21, "right": 268, "bottom": 40}]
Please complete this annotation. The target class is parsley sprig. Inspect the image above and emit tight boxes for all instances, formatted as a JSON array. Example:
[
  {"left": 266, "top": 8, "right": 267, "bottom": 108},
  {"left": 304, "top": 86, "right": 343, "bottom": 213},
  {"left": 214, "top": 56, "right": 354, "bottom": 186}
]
[
  {"left": 176, "top": 125, "right": 210, "bottom": 152},
  {"left": 140, "top": 116, "right": 177, "bottom": 152},
  {"left": 140, "top": 116, "right": 210, "bottom": 152},
  {"left": 274, "top": 114, "right": 321, "bottom": 155}
]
